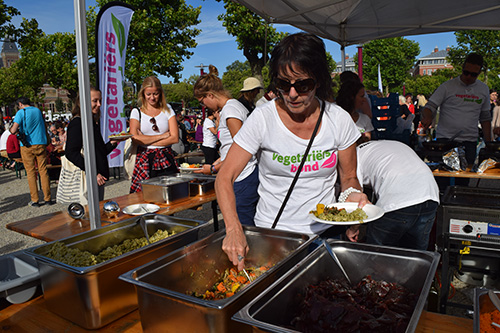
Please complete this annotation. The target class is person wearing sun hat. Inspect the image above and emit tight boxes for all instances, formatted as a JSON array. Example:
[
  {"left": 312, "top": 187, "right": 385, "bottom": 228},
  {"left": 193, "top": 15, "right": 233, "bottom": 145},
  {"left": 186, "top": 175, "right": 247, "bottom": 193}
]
[{"left": 238, "top": 77, "right": 263, "bottom": 114}]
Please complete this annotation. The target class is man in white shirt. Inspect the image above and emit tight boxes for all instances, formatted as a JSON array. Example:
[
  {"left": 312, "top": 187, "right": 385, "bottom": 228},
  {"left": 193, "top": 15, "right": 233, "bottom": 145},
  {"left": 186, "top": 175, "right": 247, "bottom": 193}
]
[{"left": 421, "top": 53, "right": 492, "bottom": 164}]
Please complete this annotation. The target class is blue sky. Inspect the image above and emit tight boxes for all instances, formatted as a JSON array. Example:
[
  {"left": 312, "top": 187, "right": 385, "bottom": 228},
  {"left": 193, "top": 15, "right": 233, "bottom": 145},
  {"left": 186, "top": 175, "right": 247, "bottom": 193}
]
[{"left": 8, "top": 0, "right": 458, "bottom": 83}]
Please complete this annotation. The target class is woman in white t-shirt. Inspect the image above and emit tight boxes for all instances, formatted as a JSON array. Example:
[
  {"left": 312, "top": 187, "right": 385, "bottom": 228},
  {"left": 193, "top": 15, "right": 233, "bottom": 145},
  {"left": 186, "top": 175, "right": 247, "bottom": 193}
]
[
  {"left": 193, "top": 65, "right": 259, "bottom": 226},
  {"left": 201, "top": 109, "right": 219, "bottom": 164},
  {"left": 129, "top": 76, "right": 179, "bottom": 193},
  {"left": 336, "top": 80, "right": 374, "bottom": 142},
  {"left": 216, "top": 33, "right": 369, "bottom": 271}
]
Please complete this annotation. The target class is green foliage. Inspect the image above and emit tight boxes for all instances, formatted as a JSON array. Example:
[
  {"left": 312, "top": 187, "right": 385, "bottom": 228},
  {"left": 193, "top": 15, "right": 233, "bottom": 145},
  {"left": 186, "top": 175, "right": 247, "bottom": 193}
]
[
  {"left": 0, "top": 0, "right": 20, "bottom": 38},
  {"left": 358, "top": 37, "right": 420, "bottom": 92},
  {"left": 221, "top": 60, "right": 251, "bottom": 98},
  {"left": 447, "top": 30, "right": 500, "bottom": 85},
  {"left": 163, "top": 81, "right": 195, "bottom": 105},
  {"left": 94, "top": 0, "right": 202, "bottom": 87},
  {"left": 217, "top": 0, "right": 284, "bottom": 79},
  {"left": 55, "top": 98, "right": 65, "bottom": 112}
]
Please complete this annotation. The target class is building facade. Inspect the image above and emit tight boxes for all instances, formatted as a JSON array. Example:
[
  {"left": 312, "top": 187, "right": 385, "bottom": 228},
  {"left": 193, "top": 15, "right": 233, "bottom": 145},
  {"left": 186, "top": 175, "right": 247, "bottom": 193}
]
[{"left": 412, "top": 47, "right": 453, "bottom": 76}]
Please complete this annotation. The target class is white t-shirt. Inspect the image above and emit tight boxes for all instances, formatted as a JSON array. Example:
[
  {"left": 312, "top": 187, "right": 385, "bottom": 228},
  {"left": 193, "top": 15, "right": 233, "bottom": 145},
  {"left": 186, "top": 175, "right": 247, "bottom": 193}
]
[
  {"left": 234, "top": 100, "right": 360, "bottom": 234},
  {"left": 218, "top": 99, "right": 257, "bottom": 182},
  {"left": 0, "top": 130, "right": 10, "bottom": 150},
  {"left": 202, "top": 118, "right": 217, "bottom": 148},
  {"left": 426, "top": 76, "right": 491, "bottom": 142},
  {"left": 355, "top": 112, "right": 374, "bottom": 134},
  {"left": 357, "top": 140, "right": 439, "bottom": 213},
  {"left": 130, "top": 106, "right": 175, "bottom": 149}
]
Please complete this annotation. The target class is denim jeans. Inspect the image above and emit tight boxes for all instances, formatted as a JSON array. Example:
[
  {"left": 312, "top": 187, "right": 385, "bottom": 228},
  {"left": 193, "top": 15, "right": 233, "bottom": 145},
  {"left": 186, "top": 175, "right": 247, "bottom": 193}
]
[
  {"left": 366, "top": 200, "right": 438, "bottom": 250},
  {"left": 233, "top": 166, "right": 259, "bottom": 226}
]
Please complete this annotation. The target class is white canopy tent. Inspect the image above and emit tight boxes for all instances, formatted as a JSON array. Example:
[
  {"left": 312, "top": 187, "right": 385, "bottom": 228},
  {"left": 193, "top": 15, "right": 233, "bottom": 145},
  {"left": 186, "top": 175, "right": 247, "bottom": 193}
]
[{"left": 232, "top": 0, "right": 500, "bottom": 69}]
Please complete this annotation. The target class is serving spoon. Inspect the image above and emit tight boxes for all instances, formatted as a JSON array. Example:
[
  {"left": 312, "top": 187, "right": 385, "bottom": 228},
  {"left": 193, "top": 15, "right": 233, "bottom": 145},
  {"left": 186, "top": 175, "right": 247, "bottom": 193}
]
[
  {"left": 138, "top": 216, "right": 151, "bottom": 244},
  {"left": 324, "top": 240, "right": 352, "bottom": 285}
]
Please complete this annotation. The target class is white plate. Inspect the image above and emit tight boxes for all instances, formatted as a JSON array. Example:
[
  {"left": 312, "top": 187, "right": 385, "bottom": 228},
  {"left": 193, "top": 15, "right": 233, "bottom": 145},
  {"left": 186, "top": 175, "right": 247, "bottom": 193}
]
[
  {"left": 309, "top": 202, "right": 384, "bottom": 225},
  {"left": 179, "top": 167, "right": 203, "bottom": 172},
  {"left": 123, "top": 204, "right": 160, "bottom": 215}
]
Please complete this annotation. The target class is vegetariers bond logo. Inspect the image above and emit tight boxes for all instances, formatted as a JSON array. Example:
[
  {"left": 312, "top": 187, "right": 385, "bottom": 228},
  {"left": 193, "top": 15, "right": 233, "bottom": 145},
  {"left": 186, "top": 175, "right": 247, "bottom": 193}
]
[
  {"left": 273, "top": 150, "right": 337, "bottom": 173},
  {"left": 455, "top": 93, "right": 483, "bottom": 104}
]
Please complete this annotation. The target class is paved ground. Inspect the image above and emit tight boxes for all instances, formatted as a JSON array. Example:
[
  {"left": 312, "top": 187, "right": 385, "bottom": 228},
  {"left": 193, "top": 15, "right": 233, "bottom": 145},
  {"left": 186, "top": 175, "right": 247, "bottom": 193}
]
[{"left": 0, "top": 166, "right": 221, "bottom": 256}]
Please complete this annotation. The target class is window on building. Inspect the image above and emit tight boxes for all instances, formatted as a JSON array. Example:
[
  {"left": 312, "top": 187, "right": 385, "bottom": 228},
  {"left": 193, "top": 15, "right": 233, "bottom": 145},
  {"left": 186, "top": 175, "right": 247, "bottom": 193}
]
[{"left": 423, "top": 69, "right": 426, "bottom": 75}]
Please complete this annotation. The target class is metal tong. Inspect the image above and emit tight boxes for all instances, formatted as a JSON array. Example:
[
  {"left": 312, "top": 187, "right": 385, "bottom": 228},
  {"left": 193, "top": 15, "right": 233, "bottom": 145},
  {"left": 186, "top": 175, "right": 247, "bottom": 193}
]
[
  {"left": 323, "top": 240, "right": 352, "bottom": 285},
  {"left": 237, "top": 254, "right": 253, "bottom": 282}
]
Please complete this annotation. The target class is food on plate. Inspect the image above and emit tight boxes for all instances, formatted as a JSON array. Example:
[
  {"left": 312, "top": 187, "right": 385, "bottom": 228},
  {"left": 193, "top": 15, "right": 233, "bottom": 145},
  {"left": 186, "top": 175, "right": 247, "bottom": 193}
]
[
  {"left": 181, "top": 162, "right": 201, "bottom": 169},
  {"left": 109, "top": 132, "right": 131, "bottom": 139},
  {"left": 292, "top": 275, "right": 417, "bottom": 332},
  {"left": 310, "top": 203, "right": 368, "bottom": 222},
  {"left": 44, "top": 229, "right": 177, "bottom": 267},
  {"left": 191, "top": 265, "right": 271, "bottom": 300}
]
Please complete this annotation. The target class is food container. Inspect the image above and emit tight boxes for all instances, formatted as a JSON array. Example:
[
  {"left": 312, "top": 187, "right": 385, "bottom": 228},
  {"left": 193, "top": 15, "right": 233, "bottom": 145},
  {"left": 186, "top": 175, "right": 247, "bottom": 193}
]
[
  {"left": 141, "top": 175, "right": 191, "bottom": 204},
  {"left": 0, "top": 250, "right": 40, "bottom": 305},
  {"left": 119, "top": 226, "right": 316, "bottom": 333},
  {"left": 233, "top": 240, "right": 440, "bottom": 333},
  {"left": 474, "top": 288, "right": 500, "bottom": 333},
  {"left": 26, "top": 214, "right": 208, "bottom": 329},
  {"left": 171, "top": 173, "right": 216, "bottom": 196}
]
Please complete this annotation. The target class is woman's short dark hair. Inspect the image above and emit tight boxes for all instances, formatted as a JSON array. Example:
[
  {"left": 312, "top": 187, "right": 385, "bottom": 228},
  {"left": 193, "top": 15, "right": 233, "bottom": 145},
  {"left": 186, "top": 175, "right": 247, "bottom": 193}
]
[
  {"left": 270, "top": 33, "right": 333, "bottom": 101},
  {"left": 336, "top": 80, "right": 364, "bottom": 114}
]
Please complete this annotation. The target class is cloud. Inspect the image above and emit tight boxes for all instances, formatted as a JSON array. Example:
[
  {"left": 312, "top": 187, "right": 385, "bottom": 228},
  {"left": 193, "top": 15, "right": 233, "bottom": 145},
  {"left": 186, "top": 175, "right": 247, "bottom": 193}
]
[{"left": 194, "top": 15, "right": 234, "bottom": 46}]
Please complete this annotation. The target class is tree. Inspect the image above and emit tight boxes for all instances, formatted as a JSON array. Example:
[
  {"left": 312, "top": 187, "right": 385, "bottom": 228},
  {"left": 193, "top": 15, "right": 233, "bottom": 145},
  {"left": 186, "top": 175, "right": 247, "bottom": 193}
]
[
  {"left": 91, "top": 0, "right": 202, "bottom": 88},
  {"left": 217, "top": 0, "right": 284, "bottom": 81},
  {"left": 405, "top": 68, "right": 459, "bottom": 98},
  {"left": 447, "top": 30, "right": 500, "bottom": 86},
  {"left": 358, "top": 37, "right": 420, "bottom": 93},
  {"left": 222, "top": 60, "right": 252, "bottom": 98},
  {"left": 0, "top": 0, "right": 20, "bottom": 38},
  {"left": 55, "top": 98, "right": 65, "bottom": 112}
]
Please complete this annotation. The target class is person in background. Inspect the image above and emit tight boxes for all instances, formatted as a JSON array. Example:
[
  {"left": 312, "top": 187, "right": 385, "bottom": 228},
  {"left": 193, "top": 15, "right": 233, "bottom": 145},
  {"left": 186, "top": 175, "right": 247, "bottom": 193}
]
[
  {"left": 405, "top": 93, "right": 415, "bottom": 114},
  {"left": 194, "top": 65, "right": 259, "bottom": 226},
  {"left": 216, "top": 33, "right": 368, "bottom": 270},
  {"left": 58, "top": 86, "right": 119, "bottom": 203},
  {"left": 255, "top": 83, "right": 277, "bottom": 107},
  {"left": 339, "top": 71, "right": 372, "bottom": 118},
  {"left": 129, "top": 76, "right": 179, "bottom": 193},
  {"left": 200, "top": 110, "right": 219, "bottom": 164},
  {"left": 421, "top": 53, "right": 492, "bottom": 165},
  {"left": 6, "top": 127, "right": 20, "bottom": 169},
  {"left": 490, "top": 89, "right": 497, "bottom": 116},
  {"left": 10, "top": 97, "right": 54, "bottom": 207},
  {"left": 183, "top": 116, "right": 192, "bottom": 130},
  {"left": 238, "top": 77, "right": 263, "bottom": 114},
  {"left": 194, "top": 116, "right": 204, "bottom": 147},
  {"left": 492, "top": 99, "right": 500, "bottom": 141},
  {"left": 357, "top": 140, "right": 439, "bottom": 250},
  {"left": 336, "top": 80, "right": 373, "bottom": 142}
]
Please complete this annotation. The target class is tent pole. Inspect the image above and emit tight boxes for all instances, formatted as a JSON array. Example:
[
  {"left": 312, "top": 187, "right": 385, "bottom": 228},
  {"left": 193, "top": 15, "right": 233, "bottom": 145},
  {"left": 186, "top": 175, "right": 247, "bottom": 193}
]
[
  {"left": 341, "top": 45, "right": 346, "bottom": 72},
  {"left": 74, "top": 0, "right": 101, "bottom": 229}
]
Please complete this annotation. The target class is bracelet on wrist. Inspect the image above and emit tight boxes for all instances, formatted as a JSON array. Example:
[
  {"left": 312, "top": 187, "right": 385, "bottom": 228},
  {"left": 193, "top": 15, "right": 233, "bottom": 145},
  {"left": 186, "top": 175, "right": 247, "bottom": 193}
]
[
  {"left": 211, "top": 164, "right": 217, "bottom": 174},
  {"left": 338, "top": 187, "right": 362, "bottom": 203}
]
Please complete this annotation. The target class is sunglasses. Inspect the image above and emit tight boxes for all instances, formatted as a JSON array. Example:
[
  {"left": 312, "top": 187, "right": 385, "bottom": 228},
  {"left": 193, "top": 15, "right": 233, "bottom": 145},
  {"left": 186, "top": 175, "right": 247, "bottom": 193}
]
[
  {"left": 150, "top": 117, "right": 159, "bottom": 132},
  {"left": 275, "top": 78, "right": 316, "bottom": 94},
  {"left": 462, "top": 69, "right": 480, "bottom": 78},
  {"left": 198, "top": 95, "right": 207, "bottom": 106}
]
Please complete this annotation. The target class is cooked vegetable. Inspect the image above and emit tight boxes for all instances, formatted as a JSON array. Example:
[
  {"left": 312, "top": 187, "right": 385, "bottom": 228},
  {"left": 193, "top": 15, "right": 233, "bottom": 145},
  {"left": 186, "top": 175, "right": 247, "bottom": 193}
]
[
  {"left": 192, "top": 265, "right": 271, "bottom": 300},
  {"left": 310, "top": 205, "right": 368, "bottom": 222},
  {"left": 44, "top": 229, "right": 176, "bottom": 267}
]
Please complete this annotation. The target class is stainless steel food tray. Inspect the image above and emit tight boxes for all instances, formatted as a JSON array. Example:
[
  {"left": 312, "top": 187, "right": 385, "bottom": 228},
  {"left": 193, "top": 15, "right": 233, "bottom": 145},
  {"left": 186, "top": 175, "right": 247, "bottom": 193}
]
[
  {"left": 119, "top": 226, "right": 316, "bottom": 333},
  {"left": 233, "top": 240, "right": 440, "bottom": 333},
  {"left": 171, "top": 173, "right": 216, "bottom": 196},
  {"left": 141, "top": 175, "right": 191, "bottom": 203},
  {"left": 474, "top": 288, "right": 500, "bottom": 333},
  {"left": 26, "top": 214, "right": 208, "bottom": 329}
]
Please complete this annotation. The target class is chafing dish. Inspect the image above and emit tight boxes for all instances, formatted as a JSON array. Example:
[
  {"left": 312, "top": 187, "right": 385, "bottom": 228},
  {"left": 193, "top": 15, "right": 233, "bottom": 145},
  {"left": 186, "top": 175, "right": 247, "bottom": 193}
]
[
  {"left": 119, "top": 226, "right": 316, "bottom": 333},
  {"left": 141, "top": 175, "right": 191, "bottom": 203},
  {"left": 26, "top": 214, "right": 208, "bottom": 329},
  {"left": 233, "top": 240, "right": 440, "bottom": 333}
]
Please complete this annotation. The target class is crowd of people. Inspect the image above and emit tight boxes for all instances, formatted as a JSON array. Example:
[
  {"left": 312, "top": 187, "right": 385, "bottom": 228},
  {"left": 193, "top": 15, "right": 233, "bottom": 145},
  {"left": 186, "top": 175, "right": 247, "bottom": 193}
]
[{"left": 4, "top": 32, "right": 499, "bottom": 269}]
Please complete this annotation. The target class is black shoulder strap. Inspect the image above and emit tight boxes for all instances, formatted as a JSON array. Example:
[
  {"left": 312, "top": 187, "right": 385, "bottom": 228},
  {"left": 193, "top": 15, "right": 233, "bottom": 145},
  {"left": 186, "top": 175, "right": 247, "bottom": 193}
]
[{"left": 271, "top": 100, "right": 326, "bottom": 229}]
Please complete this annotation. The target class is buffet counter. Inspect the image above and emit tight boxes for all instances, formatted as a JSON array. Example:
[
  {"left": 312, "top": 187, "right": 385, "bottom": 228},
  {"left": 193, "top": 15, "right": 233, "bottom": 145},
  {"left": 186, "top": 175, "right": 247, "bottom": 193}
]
[
  {"left": 0, "top": 295, "right": 472, "bottom": 332},
  {"left": 6, "top": 190, "right": 217, "bottom": 242}
]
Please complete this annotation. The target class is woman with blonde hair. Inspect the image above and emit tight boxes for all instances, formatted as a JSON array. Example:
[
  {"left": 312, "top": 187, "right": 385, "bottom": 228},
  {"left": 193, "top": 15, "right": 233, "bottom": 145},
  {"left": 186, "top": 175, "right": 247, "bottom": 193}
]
[
  {"left": 129, "top": 76, "right": 179, "bottom": 193},
  {"left": 194, "top": 65, "right": 259, "bottom": 226}
]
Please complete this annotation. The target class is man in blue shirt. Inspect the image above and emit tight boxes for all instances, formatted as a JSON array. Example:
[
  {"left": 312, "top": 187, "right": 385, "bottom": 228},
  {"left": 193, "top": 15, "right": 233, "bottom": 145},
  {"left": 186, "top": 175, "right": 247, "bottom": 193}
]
[{"left": 10, "top": 97, "right": 55, "bottom": 207}]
